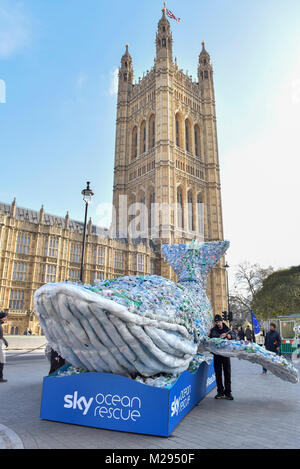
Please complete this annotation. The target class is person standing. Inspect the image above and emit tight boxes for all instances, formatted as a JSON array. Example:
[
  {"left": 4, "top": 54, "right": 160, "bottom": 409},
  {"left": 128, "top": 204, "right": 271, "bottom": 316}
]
[
  {"left": 0, "top": 312, "right": 9, "bottom": 383},
  {"left": 209, "top": 314, "right": 236, "bottom": 400},
  {"left": 49, "top": 348, "right": 65, "bottom": 375},
  {"left": 238, "top": 327, "right": 245, "bottom": 340},
  {"left": 262, "top": 323, "right": 281, "bottom": 374},
  {"left": 245, "top": 325, "right": 252, "bottom": 341}
]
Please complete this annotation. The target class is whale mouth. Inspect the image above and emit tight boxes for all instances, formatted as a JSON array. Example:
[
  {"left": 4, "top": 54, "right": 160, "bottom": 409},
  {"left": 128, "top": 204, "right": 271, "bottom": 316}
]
[{"left": 34, "top": 282, "right": 198, "bottom": 377}]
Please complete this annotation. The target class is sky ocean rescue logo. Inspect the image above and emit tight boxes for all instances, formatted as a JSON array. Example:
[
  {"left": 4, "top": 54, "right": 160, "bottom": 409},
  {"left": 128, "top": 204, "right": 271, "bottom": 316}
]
[
  {"left": 64, "top": 391, "right": 142, "bottom": 422},
  {"left": 170, "top": 385, "right": 191, "bottom": 418}
]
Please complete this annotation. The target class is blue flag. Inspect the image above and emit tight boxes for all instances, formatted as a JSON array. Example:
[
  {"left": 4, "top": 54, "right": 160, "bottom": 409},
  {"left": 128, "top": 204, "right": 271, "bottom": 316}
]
[{"left": 251, "top": 311, "right": 260, "bottom": 334}]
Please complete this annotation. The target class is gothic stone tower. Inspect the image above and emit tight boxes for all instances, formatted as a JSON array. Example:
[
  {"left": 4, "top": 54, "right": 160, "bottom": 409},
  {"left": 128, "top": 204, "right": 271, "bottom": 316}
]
[{"left": 112, "top": 6, "right": 227, "bottom": 314}]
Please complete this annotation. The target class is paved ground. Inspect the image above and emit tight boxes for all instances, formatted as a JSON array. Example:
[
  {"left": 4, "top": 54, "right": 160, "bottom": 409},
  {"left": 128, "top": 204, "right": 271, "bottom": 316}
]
[{"left": 0, "top": 353, "right": 299, "bottom": 449}]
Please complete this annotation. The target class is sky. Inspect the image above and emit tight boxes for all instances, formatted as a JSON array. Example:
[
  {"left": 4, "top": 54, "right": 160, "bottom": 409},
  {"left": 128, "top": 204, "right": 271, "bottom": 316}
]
[{"left": 1, "top": 0, "right": 300, "bottom": 278}]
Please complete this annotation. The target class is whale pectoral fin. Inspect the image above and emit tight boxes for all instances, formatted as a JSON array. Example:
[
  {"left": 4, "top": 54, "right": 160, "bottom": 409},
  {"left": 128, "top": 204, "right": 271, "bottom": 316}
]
[{"left": 198, "top": 337, "right": 299, "bottom": 384}]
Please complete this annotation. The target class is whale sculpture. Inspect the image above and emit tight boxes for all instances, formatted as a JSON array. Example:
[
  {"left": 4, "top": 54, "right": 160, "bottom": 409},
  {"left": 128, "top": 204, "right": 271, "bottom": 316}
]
[{"left": 34, "top": 241, "right": 298, "bottom": 383}]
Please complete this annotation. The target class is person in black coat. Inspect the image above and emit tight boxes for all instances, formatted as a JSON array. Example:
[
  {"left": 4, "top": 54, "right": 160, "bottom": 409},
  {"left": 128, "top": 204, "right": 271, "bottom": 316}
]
[
  {"left": 238, "top": 327, "right": 245, "bottom": 340},
  {"left": 209, "top": 314, "right": 236, "bottom": 400},
  {"left": 245, "top": 326, "right": 253, "bottom": 341},
  {"left": 262, "top": 323, "right": 281, "bottom": 374},
  {"left": 49, "top": 348, "right": 66, "bottom": 375}
]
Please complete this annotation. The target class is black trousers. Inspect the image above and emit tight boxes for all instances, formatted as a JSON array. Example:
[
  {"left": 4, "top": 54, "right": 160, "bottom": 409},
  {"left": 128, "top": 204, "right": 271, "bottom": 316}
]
[
  {"left": 0, "top": 363, "right": 4, "bottom": 379},
  {"left": 213, "top": 355, "right": 231, "bottom": 395}
]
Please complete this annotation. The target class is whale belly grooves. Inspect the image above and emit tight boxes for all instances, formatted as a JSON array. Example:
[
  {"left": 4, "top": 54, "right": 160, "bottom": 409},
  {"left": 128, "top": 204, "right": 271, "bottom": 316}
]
[{"left": 34, "top": 282, "right": 198, "bottom": 377}]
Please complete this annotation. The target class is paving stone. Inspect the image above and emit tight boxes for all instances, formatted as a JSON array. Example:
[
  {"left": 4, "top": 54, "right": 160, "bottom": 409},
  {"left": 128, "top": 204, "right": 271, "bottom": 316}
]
[{"left": 1, "top": 356, "right": 299, "bottom": 449}]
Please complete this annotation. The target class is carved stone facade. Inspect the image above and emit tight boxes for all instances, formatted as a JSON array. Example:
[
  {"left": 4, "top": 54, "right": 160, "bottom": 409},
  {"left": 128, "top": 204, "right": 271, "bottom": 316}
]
[{"left": 113, "top": 7, "right": 227, "bottom": 313}]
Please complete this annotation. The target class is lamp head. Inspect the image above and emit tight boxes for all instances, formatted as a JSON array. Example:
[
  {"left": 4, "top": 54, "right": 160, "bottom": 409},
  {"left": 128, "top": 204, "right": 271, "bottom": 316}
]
[{"left": 81, "top": 182, "right": 94, "bottom": 204}]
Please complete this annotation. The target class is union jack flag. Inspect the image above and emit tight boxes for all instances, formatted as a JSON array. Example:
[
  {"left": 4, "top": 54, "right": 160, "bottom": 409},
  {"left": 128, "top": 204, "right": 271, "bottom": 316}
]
[{"left": 166, "top": 8, "right": 181, "bottom": 23}]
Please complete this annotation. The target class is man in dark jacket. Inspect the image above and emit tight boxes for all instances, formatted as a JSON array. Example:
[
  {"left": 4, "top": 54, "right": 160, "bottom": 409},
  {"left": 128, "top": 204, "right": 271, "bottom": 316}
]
[
  {"left": 238, "top": 327, "right": 245, "bottom": 340},
  {"left": 49, "top": 348, "right": 65, "bottom": 375},
  {"left": 245, "top": 325, "right": 253, "bottom": 341},
  {"left": 0, "top": 312, "right": 9, "bottom": 383},
  {"left": 209, "top": 314, "right": 236, "bottom": 400},
  {"left": 262, "top": 323, "right": 281, "bottom": 374}
]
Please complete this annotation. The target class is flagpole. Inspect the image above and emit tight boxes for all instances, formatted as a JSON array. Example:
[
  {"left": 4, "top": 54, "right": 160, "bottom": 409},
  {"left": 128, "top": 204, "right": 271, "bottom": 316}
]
[{"left": 250, "top": 311, "right": 256, "bottom": 343}]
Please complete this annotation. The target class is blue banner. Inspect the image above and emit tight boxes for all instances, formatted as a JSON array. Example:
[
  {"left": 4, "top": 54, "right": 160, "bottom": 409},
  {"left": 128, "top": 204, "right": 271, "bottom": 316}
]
[
  {"left": 251, "top": 311, "right": 261, "bottom": 334},
  {"left": 40, "top": 361, "right": 216, "bottom": 437}
]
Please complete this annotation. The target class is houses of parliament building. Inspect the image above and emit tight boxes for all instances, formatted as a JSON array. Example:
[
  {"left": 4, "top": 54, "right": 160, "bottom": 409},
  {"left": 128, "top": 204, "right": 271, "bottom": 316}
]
[{"left": 0, "top": 6, "right": 228, "bottom": 336}]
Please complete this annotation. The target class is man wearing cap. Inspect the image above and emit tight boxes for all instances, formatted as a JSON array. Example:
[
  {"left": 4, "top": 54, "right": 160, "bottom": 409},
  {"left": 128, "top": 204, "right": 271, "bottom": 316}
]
[
  {"left": 0, "top": 312, "right": 9, "bottom": 383},
  {"left": 262, "top": 322, "right": 281, "bottom": 375},
  {"left": 209, "top": 314, "right": 236, "bottom": 400}
]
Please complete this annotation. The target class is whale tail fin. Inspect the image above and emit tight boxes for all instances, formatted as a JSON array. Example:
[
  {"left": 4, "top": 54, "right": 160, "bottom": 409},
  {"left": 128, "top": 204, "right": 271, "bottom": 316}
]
[{"left": 161, "top": 240, "right": 230, "bottom": 283}]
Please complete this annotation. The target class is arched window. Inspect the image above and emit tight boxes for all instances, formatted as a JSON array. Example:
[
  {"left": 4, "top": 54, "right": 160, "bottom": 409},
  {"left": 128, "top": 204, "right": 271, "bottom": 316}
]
[
  {"left": 149, "top": 191, "right": 155, "bottom": 234},
  {"left": 175, "top": 113, "right": 184, "bottom": 149},
  {"left": 177, "top": 188, "right": 183, "bottom": 229},
  {"left": 176, "top": 114, "right": 180, "bottom": 147},
  {"left": 187, "top": 191, "right": 194, "bottom": 231},
  {"left": 197, "top": 194, "right": 204, "bottom": 235},
  {"left": 185, "top": 119, "right": 191, "bottom": 152},
  {"left": 132, "top": 126, "right": 138, "bottom": 160},
  {"left": 140, "top": 121, "right": 146, "bottom": 154},
  {"left": 149, "top": 115, "right": 155, "bottom": 149},
  {"left": 140, "top": 193, "right": 146, "bottom": 235},
  {"left": 194, "top": 124, "right": 200, "bottom": 157}
]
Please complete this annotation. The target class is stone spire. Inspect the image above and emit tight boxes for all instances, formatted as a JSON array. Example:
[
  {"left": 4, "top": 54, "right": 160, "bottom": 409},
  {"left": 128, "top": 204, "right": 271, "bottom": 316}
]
[
  {"left": 198, "top": 41, "right": 212, "bottom": 81},
  {"left": 11, "top": 198, "right": 17, "bottom": 217},
  {"left": 156, "top": 4, "right": 173, "bottom": 66},
  {"left": 198, "top": 41, "right": 214, "bottom": 99},
  {"left": 88, "top": 217, "right": 92, "bottom": 235},
  {"left": 119, "top": 43, "right": 134, "bottom": 86},
  {"left": 39, "top": 205, "right": 44, "bottom": 224},
  {"left": 65, "top": 211, "right": 69, "bottom": 230}
]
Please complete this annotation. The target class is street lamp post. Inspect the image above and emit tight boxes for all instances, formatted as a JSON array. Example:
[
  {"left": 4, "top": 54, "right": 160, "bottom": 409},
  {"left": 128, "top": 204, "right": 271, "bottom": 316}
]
[
  {"left": 80, "top": 182, "right": 94, "bottom": 283},
  {"left": 224, "top": 262, "right": 231, "bottom": 324}
]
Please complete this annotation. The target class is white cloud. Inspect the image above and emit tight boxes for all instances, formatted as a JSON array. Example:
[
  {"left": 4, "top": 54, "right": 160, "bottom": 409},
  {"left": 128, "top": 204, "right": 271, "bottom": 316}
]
[
  {"left": 0, "top": 0, "right": 31, "bottom": 58},
  {"left": 109, "top": 68, "right": 119, "bottom": 95}
]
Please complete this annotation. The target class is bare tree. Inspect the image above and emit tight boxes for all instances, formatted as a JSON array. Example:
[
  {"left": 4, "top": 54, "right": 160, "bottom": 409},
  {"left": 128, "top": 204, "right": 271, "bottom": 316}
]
[{"left": 230, "top": 262, "right": 274, "bottom": 324}]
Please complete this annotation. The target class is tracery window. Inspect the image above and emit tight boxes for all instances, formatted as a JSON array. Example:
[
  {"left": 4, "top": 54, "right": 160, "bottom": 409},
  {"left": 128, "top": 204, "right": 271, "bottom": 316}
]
[{"left": 177, "top": 188, "right": 183, "bottom": 228}]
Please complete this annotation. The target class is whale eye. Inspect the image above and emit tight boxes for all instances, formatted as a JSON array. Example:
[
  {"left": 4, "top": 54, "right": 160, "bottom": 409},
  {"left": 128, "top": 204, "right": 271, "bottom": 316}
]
[{"left": 84, "top": 344, "right": 89, "bottom": 348}]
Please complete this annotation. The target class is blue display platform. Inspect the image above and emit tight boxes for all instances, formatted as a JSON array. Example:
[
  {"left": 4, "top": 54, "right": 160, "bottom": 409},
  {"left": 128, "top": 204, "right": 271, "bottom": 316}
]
[{"left": 40, "top": 360, "right": 216, "bottom": 437}]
